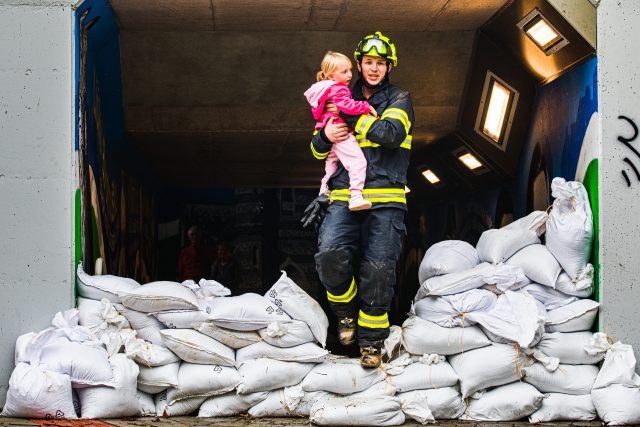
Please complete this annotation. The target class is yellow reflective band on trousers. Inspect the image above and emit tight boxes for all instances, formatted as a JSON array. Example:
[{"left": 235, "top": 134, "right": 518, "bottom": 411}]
[
  {"left": 330, "top": 188, "right": 406, "bottom": 204},
  {"left": 358, "top": 311, "right": 389, "bottom": 329},
  {"left": 356, "top": 134, "right": 412, "bottom": 150},
  {"left": 355, "top": 114, "right": 377, "bottom": 137},
  {"left": 327, "top": 278, "right": 357, "bottom": 303}
]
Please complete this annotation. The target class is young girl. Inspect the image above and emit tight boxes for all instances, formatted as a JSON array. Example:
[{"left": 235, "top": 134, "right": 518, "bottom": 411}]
[{"left": 304, "top": 51, "right": 377, "bottom": 211}]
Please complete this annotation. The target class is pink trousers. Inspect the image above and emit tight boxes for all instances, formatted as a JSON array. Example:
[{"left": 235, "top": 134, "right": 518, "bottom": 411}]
[{"left": 320, "top": 132, "right": 367, "bottom": 196}]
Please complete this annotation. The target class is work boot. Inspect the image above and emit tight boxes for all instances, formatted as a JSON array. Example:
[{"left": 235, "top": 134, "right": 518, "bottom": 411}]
[
  {"left": 337, "top": 317, "right": 356, "bottom": 346},
  {"left": 360, "top": 346, "right": 382, "bottom": 368}
]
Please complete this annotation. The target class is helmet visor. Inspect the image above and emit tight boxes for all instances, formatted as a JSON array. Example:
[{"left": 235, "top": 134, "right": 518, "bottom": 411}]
[{"left": 359, "top": 38, "right": 391, "bottom": 58}]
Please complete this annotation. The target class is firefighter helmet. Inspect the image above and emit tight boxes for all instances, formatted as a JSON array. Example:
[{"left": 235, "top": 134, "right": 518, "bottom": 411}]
[{"left": 354, "top": 31, "right": 398, "bottom": 67}]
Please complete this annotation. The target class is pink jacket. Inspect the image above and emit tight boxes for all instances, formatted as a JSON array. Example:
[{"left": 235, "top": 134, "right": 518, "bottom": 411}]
[{"left": 304, "top": 80, "right": 372, "bottom": 130}]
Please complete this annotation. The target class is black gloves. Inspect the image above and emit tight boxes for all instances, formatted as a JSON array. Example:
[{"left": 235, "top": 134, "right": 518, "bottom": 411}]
[{"left": 301, "top": 193, "right": 330, "bottom": 231}]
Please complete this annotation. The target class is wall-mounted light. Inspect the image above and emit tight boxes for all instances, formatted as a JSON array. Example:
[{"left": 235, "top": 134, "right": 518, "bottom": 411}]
[
  {"left": 421, "top": 169, "right": 440, "bottom": 184},
  {"left": 458, "top": 153, "right": 483, "bottom": 170},
  {"left": 517, "top": 8, "right": 569, "bottom": 56},
  {"left": 475, "top": 71, "right": 519, "bottom": 150}
]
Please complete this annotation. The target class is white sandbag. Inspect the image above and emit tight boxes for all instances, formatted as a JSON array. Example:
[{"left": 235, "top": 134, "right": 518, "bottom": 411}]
[
  {"left": 506, "top": 244, "right": 562, "bottom": 288},
  {"left": 249, "top": 386, "right": 331, "bottom": 417},
  {"left": 536, "top": 331, "right": 606, "bottom": 365},
  {"left": 237, "top": 358, "right": 314, "bottom": 393},
  {"left": 398, "top": 388, "right": 465, "bottom": 420},
  {"left": 460, "top": 381, "right": 543, "bottom": 421},
  {"left": 388, "top": 358, "right": 458, "bottom": 392},
  {"left": 593, "top": 341, "right": 640, "bottom": 390},
  {"left": 529, "top": 393, "right": 596, "bottom": 422},
  {"left": 476, "top": 228, "right": 540, "bottom": 265},
  {"left": 555, "top": 264, "right": 595, "bottom": 297},
  {"left": 153, "top": 308, "right": 208, "bottom": 329},
  {"left": 258, "top": 320, "right": 315, "bottom": 348},
  {"left": 199, "top": 391, "right": 269, "bottom": 417},
  {"left": 524, "top": 363, "right": 598, "bottom": 394},
  {"left": 120, "top": 306, "right": 166, "bottom": 344},
  {"left": 592, "top": 384, "right": 640, "bottom": 425},
  {"left": 124, "top": 337, "right": 180, "bottom": 367},
  {"left": 77, "top": 354, "right": 140, "bottom": 418},
  {"left": 120, "top": 281, "right": 199, "bottom": 312},
  {"left": 208, "top": 293, "right": 292, "bottom": 330},
  {"left": 481, "top": 264, "right": 529, "bottom": 294},
  {"left": 14, "top": 332, "right": 36, "bottom": 365},
  {"left": 137, "top": 362, "right": 180, "bottom": 394},
  {"left": 193, "top": 322, "right": 261, "bottom": 349},
  {"left": 416, "top": 262, "right": 495, "bottom": 300},
  {"left": 160, "top": 329, "right": 235, "bottom": 366},
  {"left": 166, "top": 363, "right": 239, "bottom": 402},
  {"left": 521, "top": 283, "right": 579, "bottom": 310},
  {"left": 182, "top": 278, "right": 231, "bottom": 298},
  {"left": 310, "top": 395, "right": 405, "bottom": 426},
  {"left": 546, "top": 178, "right": 593, "bottom": 280},
  {"left": 137, "top": 390, "right": 156, "bottom": 416},
  {"left": 154, "top": 389, "right": 206, "bottom": 417},
  {"left": 38, "top": 340, "right": 115, "bottom": 387},
  {"left": 1, "top": 363, "right": 77, "bottom": 419},
  {"left": 467, "top": 290, "right": 546, "bottom": 349},
  {"left": 546, "top": 299, "right": 599, "bottom": 332},
  {"left": 76, "top": 264, "right": 140, "bottom": 303},
  {"left": 412, "top": 289, "right": 496, "bottom": 327},
  {"left": 302, "top": 358, "right": 385, "bottom": 394},
  {"left": 236, "top": 341, "right": 327, "bottom": 364},
  {"left": 265, "top": 271, "right": 329, "bottom": 347},
  {"left": 350, "top": 381, "right": 398, "bottom": 399},
  {"left": 504, "top": 210, "right": 548, "bottom": 235},
  {"left": 384, "top": 325, "right": 403, "bottom": 359},
  {"left": 77, "top": 297, "right": 130, "bottom": 333},
  {"left": 449, "top": 343, "right": 525, "bottom": 398},
  {"left": 401, "top": 316, "right": 491, "bottom": 356},
  {"left": 418, "top": 240, "right": 479, "bottom": 283},
  {"left": 396, "top": 390, "right": 435, "bottom": 425}
]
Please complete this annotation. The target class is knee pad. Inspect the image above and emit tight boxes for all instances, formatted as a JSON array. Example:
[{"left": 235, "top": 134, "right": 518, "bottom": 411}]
[{"left": 314, "top": 247, "right": 353, "bottom": 288}]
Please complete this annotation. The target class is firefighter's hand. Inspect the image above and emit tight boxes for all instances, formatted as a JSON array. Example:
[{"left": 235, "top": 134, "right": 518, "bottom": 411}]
[
  {"left": 325, "top": 117, "right": 350, "bottom": 143},
  {"left": 301, "top": 193, "right": 330, "bottom": 231},
  {"left": 325, "top": 101, "right": 339, "bottom": 114}
]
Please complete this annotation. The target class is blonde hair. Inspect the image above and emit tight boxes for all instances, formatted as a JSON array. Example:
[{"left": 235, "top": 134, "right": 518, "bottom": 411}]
[{"left": 316, "top": 51, "right": 352, "bottom": 82}]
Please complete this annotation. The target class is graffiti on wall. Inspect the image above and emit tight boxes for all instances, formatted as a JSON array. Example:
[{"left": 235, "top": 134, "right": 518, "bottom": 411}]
[{"left": 617, "top": 115, "right": 640, "bottom": 187}]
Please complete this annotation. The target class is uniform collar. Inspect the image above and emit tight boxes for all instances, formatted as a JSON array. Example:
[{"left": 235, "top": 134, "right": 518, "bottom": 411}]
[{"left": 352, "top": 76, "right": 390, "bottom": 102}]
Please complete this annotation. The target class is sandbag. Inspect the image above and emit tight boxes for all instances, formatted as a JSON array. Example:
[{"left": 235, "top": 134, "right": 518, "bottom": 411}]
[
  {"left": 165, "top": 363, "right": 240, "bottom": 402},
  {"left": 460, "top": 381, "right": 543, "bottom": 421},
  {"left": 249, "top": 386, "right": 331, "bottom": 417},
  {"left": 120, "top": 281, "right": 199, "bottom": 312},
  {"left": 153, "top": 308, "right": 209, "bottom": 329},
  {"left": 192, "top": 322, "right": 261, "bottom": 349},
  {"left": 38, "top": 340, "right": 115, "bottom": 387},
  {"left": 522, "top": 283, "right": 578, "bottom": 310},
  {"left": 415, "top": 262, "right": 495, "bottom": 299},
  {"left": 546, "top": 299, "right": 599, "bottom": 332},
  {"left": 14, "top": 332, "right": 36, "bottom": 365},
  {"left": 536, "top": 331, "right": 606, "bottom": 365},
  {"left": 396, "top": 390, "right": 434, "bottom": 425},
  {"left": 449, "top": 343, "right": 525, "bottom": 398},
  {"left": 137, "top": 362, "right": 180, "bottom": 394},
  {"left": 506, "top": 244, "right": 562, "bottom": 288},
  {"left": 76, "top": 264, "right": 140, "bottom": 303},
  {"left": 398, "top": 387, "right": 465, "bottom": 420},
  {"left": 137, "top": 390, "right": 156, "bottom": 416},
  {"left": 236, "top": 341, "right": 327, "bottom": 364},
  {"left": 77, "top": 297, "right": 130, "bottom": 333},
  {"left": 237, "top": 358, "right": 314, "bottom": 394},
  {"left": 523, "top": 363, "right": 598, "bottom": 394},
  {"left": 265, "top": 271, "right": 329, "bottom": 347},
  {"left": 155, "top": 389, "right": 207, "bottom": 417},
  {"left": 198, "top": 391, "right": 269, "bottom": 417},
  {"left": 120, "top": 306, "right": 166, "bottom": 344},
  {"left": 77, "top": 354, "right": 140, "bottom": 419},
  {"left": 412, "top": 289, "right": 496, "bottom": 327},
  {"left": 388, "top": 357, "right": 458, "bottom": 392},
  {"left": 350, "top": 381, "right": 397, "bottom": 399},
  {"left": 401, "top": 316, "right": 491, "bottom": 356},
  {"left": 309, "top": 395, "right": 405, "bottom": 426},
  {"left": 418, "top": 240, "right": 479, "bottom": 283},
  {"left": 529, "top": 393, "right": 596, "bottom": 422},
  {"left": 546, "top": 177, "right": 593, "bottom": 280},
  {"left": 555, "top": 264, "right": 595, "bottom": 297},
  {"left": 476, "top": 228, "right": 540, "bottom": 265},
  {"left": 592, "top": 384, "right": 640, "bottom": 425},
  {"left": 302, "top": 358, "right": 385, "bottom": 394},
  {"left": 481, "top": 264, "right": 529, "bottom": 294},
  {"left": 182, "top": 278, "right": 231, "bottom": 299},
  {"left": 160, "top": 329, "right": 235, "bottom": 366},
  {"left": 208, "top": 293, "right": 292, "bottom": 330},
  {"left": 1, "top": 363, "right": 77, "bottom": 419},
  {"left": 258, "top": 320, "right": 316, "bottom": 348},
  {"left": 124, "top": 337, "right": 180, "bottom": 367}
]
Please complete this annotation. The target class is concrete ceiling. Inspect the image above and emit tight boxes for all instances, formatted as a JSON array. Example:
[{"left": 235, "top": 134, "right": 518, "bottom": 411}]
[{"left": 109, "top": 0, "right": 510, "bottom": 188}]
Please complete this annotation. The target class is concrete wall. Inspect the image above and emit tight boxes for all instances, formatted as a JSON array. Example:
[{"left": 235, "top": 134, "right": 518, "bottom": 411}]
[
  {"left": 0, "top": 1, "right": 75, "bottom": 405},
  {"left": 599, "top": 1, "right": 640, "bottom": 365}
]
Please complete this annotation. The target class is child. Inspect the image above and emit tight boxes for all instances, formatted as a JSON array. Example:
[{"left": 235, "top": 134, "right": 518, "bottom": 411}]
[{"left": 304, "top": 51, "right": 377, "bottom": 211}]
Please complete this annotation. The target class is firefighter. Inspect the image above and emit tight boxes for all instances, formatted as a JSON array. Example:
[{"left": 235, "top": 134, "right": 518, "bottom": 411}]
[{"left": 302, "top": 31, "right": 414, "bottom": 368}]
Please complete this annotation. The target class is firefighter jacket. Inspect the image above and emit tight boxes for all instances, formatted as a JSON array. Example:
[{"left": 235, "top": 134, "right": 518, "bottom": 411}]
[{"left": 310, "top": 76, "right": 414, "bottom": 210}]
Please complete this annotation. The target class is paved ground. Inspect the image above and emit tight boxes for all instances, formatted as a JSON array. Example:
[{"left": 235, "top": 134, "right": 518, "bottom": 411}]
[{"left": 0, "top": 418, "right": 604, "bottom": 426}]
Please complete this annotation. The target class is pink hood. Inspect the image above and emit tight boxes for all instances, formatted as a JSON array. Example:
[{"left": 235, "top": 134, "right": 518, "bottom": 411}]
[{"left": 304, "top": 80, "right": 338, "bottom": 120}]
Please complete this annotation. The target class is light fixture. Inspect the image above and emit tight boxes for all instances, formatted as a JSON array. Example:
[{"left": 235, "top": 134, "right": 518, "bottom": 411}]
[
  {"left": 404, "top": 186, "right": 411, "bottom": 193},
  {"left": 517, "top": 9, "right": 569, "bottom": 56},
  {"left": 475, "top": 71, "right": 519, "bottom": 150},
  {"left": 421, "top": 169, "right": 440, "bottom": 184},
  {"left": 458, "top": 153, "right": 483, "bottom": 170}
]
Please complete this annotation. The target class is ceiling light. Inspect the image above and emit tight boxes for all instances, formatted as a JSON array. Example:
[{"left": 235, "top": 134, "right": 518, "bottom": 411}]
[
  {"left": 459, "top": 153, "right": 483, "bottom": 170},
  {"left": 475, "top": 71, "right": 519, "bottom": 149},
  {"left": 421, "top": 169, "right": 440, "bottom": 184},
  {"left": 483, "top": 80, "right": 511, "bottom": 143},
  {"left": 517, "top": 9, "right": 568, "bottom": 55},
  {"left": 526, "top": 19, "right": 559, "bottom": 47},
  {"left": 404, "top": 186, "right": 411, "bottom": 193}
]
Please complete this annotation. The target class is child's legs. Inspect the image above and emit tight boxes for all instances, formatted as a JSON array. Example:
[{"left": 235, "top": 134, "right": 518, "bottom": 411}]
[
  {"left": 320, "top": 149, "right": 339, "bottom": 194},
  {"left": 332, "top": 133, "right": 367, "bottom": 196}
]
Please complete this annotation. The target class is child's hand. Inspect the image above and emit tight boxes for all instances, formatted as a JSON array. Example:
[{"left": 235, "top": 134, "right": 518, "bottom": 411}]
[{"left": 369, "top": 106, "right": 378, "bottom": 117}]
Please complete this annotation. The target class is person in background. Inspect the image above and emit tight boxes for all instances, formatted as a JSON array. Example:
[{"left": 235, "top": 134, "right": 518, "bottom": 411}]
[
  {"left": 210, "top": 241, "right": 237, "bottom": 292},
  {"left": 177, "top": 225, "right": 215, "bottom": 281}
]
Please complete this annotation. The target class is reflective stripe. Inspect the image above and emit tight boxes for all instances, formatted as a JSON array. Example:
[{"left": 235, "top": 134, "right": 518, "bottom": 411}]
[
  {"left": 383, "top": 107, "right": 409, "bottom": 123},
  {"left": 327, "top": 278, "right": 357, "bottom": 303},
  {"left": 330, "top": 188, "right": 406, "bottom": 204},
  {"left": 355, "top": 114, "right": 377, "bottom": 137},
  {"left": 356, "top": 134, "right": 412, "bottom": 150},
  {"left": 358, "top": 311, "right": 389, "bottom": 329},
  {"left": 380, "top": 109, "right": 411, "bottom": 134},
  {"left": 310, "top": 131, "right": 329, "bottom": 160}
]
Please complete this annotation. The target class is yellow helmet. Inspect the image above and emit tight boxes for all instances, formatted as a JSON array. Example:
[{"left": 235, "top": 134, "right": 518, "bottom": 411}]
[{"left": 354, "top": 31, "right": 398, "bottom": 67}]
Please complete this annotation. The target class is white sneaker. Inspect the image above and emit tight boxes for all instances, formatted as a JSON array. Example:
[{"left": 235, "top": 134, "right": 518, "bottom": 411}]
[{"left": 349, "top": 195, "right": 372, "bottom": 211}]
